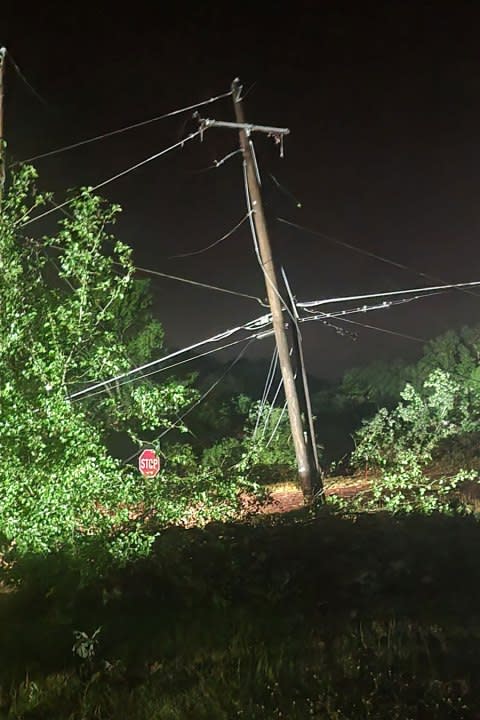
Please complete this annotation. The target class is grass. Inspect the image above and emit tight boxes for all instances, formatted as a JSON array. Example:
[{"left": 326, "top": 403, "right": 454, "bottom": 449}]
[{"left": 1, "top": 508, "right": 480, "bottom": 718}]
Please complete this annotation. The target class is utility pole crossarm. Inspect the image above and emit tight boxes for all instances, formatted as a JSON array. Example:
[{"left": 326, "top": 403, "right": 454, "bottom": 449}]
[{"left": 196, "top": 117, "right": 290, "bottom": 137}]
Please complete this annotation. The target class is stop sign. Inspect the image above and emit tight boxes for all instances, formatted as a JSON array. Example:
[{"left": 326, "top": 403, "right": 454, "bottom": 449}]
[{"left": 138, "top": 449, "right": 160, "bottom": 478}]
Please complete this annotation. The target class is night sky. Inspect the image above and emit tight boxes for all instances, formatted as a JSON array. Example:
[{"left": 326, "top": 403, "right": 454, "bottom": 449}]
[{"left": 3, "top": 2, "right": 480, "bottom": 378}]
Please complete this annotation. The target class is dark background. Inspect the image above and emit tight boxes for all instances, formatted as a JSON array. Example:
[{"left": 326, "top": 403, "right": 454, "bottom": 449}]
[{"left": 3, "top": 1, "right": 480, "bottom": 378}]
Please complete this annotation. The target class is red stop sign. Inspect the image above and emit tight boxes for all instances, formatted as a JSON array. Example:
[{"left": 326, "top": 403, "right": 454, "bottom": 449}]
[{"left": 138, "top": 449, "right": 160, "bottom": 478}]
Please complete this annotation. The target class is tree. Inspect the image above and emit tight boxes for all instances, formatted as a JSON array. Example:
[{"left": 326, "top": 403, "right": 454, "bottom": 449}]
[
  {"left": 352, "top": 369, "right": 480, "bottom": 512},
  {"left": 0, "top": 167, "right": 257, "bottom": 561}
]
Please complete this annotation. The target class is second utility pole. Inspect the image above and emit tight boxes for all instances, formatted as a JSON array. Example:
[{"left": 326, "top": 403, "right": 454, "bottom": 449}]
[{"left": 231, "top": 78, "right": 315, "bottom": 502}]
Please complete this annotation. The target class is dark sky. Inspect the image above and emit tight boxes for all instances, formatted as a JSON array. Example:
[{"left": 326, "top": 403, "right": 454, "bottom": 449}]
[{"left": 4, "top": 1, "right": 480, "bottom": 378}]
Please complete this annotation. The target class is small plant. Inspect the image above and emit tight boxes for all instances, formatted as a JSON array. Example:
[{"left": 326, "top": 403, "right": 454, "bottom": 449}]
[{"left": 72, "top": 627, "right": 102, "bottom": 662}]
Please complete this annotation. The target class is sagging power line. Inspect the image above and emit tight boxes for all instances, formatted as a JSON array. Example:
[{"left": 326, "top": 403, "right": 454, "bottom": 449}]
[
  {"left": 78, "top": 332, "right": 262, "bottom": 405},
  {"left": 279, "top": 217, "right": 480, "bottom": 300},
  {"left": 168, "top": 210, "right": 253, "bottom": 259},
  {"left": 67, "top": 312, "right": 273, "bottom": 401},
  {"left": 20, "top": 129, "right": 205, "bottom": 228},
  {"left": 6, "top": 50, "right": 48, "bottom": 106},
  {"left": 16, "top": 89, "right": 233, "bottom": 165}
]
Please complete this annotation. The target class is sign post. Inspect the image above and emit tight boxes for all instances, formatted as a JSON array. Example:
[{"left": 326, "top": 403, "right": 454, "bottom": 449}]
[{"left": 138, "top": 448, "right": 160, "bottom": 478}]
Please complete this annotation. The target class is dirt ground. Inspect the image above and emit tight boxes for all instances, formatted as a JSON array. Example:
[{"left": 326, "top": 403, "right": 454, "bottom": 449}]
[{"left": 258, "top": 476, "right": 371, "bottom": 515}]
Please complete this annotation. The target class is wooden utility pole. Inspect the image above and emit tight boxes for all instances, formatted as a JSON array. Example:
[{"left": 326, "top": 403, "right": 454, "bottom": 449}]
[
  {"left": 228, "top": 78, "right": 315, "bottom": 501},
  {"left": 0, "top": 47, "right": 6, "bottom": 206}
]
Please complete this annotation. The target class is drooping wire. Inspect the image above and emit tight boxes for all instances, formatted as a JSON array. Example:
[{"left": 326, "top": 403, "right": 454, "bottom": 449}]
[
  {"left": 281, "top": 267, "right": 321, "bottom": 475},
  {"left": 71, "top": 332, "right": 262, "bottom": 403},
  {"left": 278, "top": 217, "right": 480, "bottom": 300},
  {"left": 263, "top": 351, "right": 297, "bottom": 448},
  {"left": 67, "top": 312, "right": 272, "bottom": 401},
  {"left": 193, "top": 148, "right": 242, "bottom": 174},
  {"left": 265, "top": 400, "right": 288, "bottom": 448},
  {"left": 168, "top": 210, "right": 253, "bottom": 259},
  {"left": 20, "top": 130, "right": 205, "bottom": 228},
  {"left": 36, "top": 212, "right": 266, "bottom": 306},
  {"left": 269, "top": 174, "right": 302, "bottom": 208},
  {"left": 134, "top": 265, "right": 266, "bottom": 305},
  {"left": 252, "top": 347, "right": 278, "bottom": 438},
  {"left": 260, "top": 373, "right": 285, "bottom": 439},
  {"left": 6, "top": 50, "right": 48, "bottom": 106},
  {"left": 16, "top": 89, "right": 233, "bottom": 165},
  {"left": 123, "top": 337, "right": 255, "bottom": 464}
]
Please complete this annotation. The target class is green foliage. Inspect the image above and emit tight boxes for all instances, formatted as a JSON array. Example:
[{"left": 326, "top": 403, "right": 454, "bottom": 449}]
[
  {"left": 339, "top": 360, "right": 410, "bottom": 409},
  {"left": 412, "top": 326, "right": 480, "bottom": 389},
  {"left": 353, "top": 369, "right": 480, "bottom": 512},
  {"left": 0, "top": 167, "right": 260, "bottom": 561},
  {"left": 3, "top": 513, "right": 480, "bottom": 719}
]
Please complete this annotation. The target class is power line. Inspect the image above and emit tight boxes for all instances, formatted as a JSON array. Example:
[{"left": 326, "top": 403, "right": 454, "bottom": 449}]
[
  {"left": 156, "top": 337, "right": 255, "bottom": 441},
  {"left": 261, "top": 373, "right": 285, "bottom": 439},
  {"left": 19, "top": 130, "right": 204, "bottom": 228},
  {"left": 71, "top": 332, "right": 262, "bottom": 403},
  {"left": 301, "top": 291, "right": 446, "bottom": 320},
  {"left": 297, "top": 280, "right": 480, "bottom": 309},
  {"left": 265, "top": 400, "right": 288, "bottom": 448},
  {"left": 51, "top": 260, "right": 455, "bottom": 403},
  {"left": 168, "top": 210, "right": 253, "bottom": 259},
  {"left": 38, "top": 231, "right": 265, "bottom": 306},
  {"left": 123, "top": 337, "right": 255, "bottom": 464},
  {"left": 301, "top": 311, "right": 423, "bottom": 342},
  {"left": 298, "top": 293, "right": 444, "bottom": 342},
  {"left": 67, "top": 312, "right": 272, "bottom": 401},
  {"left": 6, "top": 50, "right": 48, "bottom": 106},
  {"left": 334, "top": 316, "right": 424, "bottom": 342},
  {"left": 253, "top": 347, "right": 278, "bottom": 438},
  {"left": 278, "top": 217, "right": 480, "bottom": 300},
  {"left": 134, "top": 264, "right": 266, "bottom": 304},
  {"left": 16, "top": 89, "right": 233, "bottom": 165}
]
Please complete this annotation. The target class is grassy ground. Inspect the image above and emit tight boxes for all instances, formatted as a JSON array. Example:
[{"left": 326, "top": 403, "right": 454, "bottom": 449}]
[{"left": 1, "top": 507, "right": 480, "bottom": 718}]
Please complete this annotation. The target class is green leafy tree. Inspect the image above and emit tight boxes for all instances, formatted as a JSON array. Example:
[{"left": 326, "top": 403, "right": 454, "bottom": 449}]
[
  {"left": 352, "top": 369, "right": 480, "bottom": 512},
  {"left": 0, "top": 168, "right": 258, "bottom": 560}
]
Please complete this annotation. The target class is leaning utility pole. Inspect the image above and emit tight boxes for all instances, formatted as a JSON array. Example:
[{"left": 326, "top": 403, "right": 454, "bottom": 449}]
[
  {"left": 215, "top": 77, "right": 316, "bottom": 501},
  {"left": 0, "top": 47, "right": 6, "bottom": 206}
]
